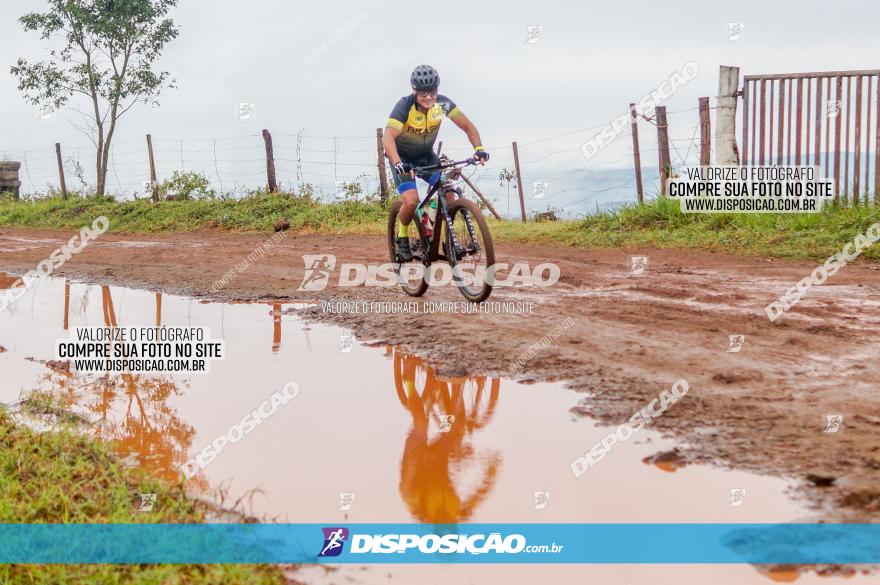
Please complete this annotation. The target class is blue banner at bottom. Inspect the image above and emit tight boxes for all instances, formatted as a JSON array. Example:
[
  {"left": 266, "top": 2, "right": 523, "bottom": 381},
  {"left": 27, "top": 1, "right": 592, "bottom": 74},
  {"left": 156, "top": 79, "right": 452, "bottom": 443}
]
[{"left": 0, "top": 524, "right": 876, "bottom": 564}]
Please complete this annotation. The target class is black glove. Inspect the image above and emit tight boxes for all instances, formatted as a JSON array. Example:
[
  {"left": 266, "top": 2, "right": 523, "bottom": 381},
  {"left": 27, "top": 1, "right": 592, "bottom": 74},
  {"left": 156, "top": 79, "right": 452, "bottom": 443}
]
[
  {"left": 473, "top": 147, "right": 489, "bottom": 163},
  {"left": 393, "top": 161, "right": 411, "bottom": 176}
]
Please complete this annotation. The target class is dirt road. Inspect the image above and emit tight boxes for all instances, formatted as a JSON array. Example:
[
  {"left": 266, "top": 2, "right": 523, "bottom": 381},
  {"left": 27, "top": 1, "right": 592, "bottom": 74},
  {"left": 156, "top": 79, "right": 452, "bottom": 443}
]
[{"left": 1, "top": 227, "right": 878, "bottom": 521}]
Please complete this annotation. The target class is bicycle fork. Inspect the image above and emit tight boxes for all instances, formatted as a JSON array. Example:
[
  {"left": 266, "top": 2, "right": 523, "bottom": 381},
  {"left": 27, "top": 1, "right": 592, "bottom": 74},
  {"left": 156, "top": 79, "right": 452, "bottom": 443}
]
[{"left": 439, "top": 190, "right": 480, "bottom": 263}]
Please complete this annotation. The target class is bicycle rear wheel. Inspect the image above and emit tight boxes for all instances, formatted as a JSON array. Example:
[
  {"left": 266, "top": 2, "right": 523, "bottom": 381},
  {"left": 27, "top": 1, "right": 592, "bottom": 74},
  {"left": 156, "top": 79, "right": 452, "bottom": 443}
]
[
  {"left": 387, "top": 201, "right": 429, "bottom": 297},
  {"left": 445, "top": 198, "right": 495, "bottom": 302}
]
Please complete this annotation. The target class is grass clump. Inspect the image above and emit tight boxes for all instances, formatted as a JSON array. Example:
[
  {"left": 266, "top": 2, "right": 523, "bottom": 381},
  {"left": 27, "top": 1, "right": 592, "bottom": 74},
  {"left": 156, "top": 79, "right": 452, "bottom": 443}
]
[{"left": 0, "top": 405, "right": 286, "bottom": 584}]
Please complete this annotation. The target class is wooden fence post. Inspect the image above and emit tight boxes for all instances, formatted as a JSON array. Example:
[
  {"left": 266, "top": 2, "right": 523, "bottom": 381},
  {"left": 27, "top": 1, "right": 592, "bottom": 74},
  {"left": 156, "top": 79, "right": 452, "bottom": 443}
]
[
  {"left": 262, "top": 129, "right": 278, "bottom": 193},
  {"left": 629, "top": 103, "right": 644, "bottom": 203},
  {"left": 376, "top": 128, "right": 389, "bottom": 204},
  {"left": 699, "top": 97, "right": 711, "bottom": 165},
  {"left": 655, "top": 106, "right": 671, "bottom": 195},
  {"left": 716, "top": 65, "right": 741, "bottom": 165},
  {"left": 55, "top": 143, "right": 67, "bottom": 199},
  {"left": 146, "top": 134, "right": 159, "bottom": 202},
  {"left": 511, "top": 141, "right": 527, "bottom": 222}
]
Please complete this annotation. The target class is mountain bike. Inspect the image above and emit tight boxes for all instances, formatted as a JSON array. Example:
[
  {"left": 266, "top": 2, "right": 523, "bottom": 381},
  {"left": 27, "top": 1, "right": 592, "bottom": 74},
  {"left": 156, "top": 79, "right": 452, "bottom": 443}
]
[{"left": 387, "top": 156, "right": 495, "bottom": 303}]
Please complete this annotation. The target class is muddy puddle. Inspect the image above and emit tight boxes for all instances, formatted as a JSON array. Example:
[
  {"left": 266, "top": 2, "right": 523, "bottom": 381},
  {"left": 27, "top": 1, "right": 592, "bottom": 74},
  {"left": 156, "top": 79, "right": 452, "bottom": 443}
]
[{"left": 0, "top": 273, "right": 873, "bottom": 584}]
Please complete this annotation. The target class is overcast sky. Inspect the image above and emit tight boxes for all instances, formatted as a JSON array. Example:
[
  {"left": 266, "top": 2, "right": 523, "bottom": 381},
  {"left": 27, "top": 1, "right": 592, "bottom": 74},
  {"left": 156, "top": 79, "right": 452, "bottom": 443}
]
[{"left": 2, "top": 0, "right": 879, "bottom": 202}]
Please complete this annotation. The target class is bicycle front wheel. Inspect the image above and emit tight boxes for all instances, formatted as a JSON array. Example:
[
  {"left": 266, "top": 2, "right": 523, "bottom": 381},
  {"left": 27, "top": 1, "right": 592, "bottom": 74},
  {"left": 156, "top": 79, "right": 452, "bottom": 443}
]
[{"left": 445, "top": 199, "right": 495, "bottom": 302}]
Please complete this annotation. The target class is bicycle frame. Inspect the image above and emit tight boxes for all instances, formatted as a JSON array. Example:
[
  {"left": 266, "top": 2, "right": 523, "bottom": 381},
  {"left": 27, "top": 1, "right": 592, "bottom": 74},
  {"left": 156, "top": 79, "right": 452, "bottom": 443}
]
[{"left": 408, "top": 157, "right": 477, "bottom": 264}]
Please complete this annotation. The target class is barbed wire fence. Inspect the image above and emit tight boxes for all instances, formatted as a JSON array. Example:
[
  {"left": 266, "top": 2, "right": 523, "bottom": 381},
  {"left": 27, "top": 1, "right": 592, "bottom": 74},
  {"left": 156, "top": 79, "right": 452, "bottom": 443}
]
[{"left": 0, "top": 97, "right": 716, "bottom": 220}]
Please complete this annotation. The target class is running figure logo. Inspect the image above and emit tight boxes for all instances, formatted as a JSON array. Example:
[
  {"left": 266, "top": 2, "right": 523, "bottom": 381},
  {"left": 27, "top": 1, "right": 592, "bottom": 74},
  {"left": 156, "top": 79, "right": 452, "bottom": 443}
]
[
  {"left": 723, "top": 22, "right": 744, "bottom": 41},
  {"left": 729, "top": 488, "right": 746, "bottom": 507},
  {"left": 727, "top": 335, "right": 746, "bottom": 353},
  {"left": 318, "top": 527, "right": 349, "bottom": 557},
  {"left": 338, "top": 332, "right": 355, "bottom": 353},
  {"left": 532, "top": 181, "right": 549, "bottom": 199},
  {"left": 298, "top": 254, "right": 337, "bottom": 291},
  {"left": 138, "top": 493, "right": 157, "bottom": 512},
  {"left": 629, "top": 256, "right": 648, "bottom": 276},
  {"left": 524, "top": 25, "right": 543, "bottom": 44},
  {"left": 823, "top": 414, "right": 844, "bottom": 433},
  {"left": 438, "top": 414, "right": 455, "bottom": 433},
  {"left": 338, "top": 492, "right": 355, "bottom": 511},
  {"left": 235, "top": 101, "right": 256, "bottom": 121},
  {"left": 824, "top": 99, "right": 842, "bottom": 119},
  {"left": 533, "top": 491, "right": 551, "bottom": 510}
]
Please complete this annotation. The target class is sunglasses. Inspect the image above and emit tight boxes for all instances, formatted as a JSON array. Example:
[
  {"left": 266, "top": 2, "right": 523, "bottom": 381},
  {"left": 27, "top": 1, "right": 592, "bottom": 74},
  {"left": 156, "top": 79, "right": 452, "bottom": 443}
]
[{"left": 415, "top": 90, "right": 438, "bottom": 98}]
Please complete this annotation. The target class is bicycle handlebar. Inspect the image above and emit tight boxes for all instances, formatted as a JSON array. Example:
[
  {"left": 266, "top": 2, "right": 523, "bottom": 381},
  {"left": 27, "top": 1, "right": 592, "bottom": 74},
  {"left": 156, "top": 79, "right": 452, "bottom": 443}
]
[{"left": 405, "top": 157, "right": 477, "bottom": 174}]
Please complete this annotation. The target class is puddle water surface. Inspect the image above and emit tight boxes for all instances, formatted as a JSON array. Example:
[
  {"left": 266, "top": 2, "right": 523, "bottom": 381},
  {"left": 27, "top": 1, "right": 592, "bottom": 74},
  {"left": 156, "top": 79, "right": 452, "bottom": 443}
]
[{"left": 0, "top": 273, "right": 871, "bottom": 584}]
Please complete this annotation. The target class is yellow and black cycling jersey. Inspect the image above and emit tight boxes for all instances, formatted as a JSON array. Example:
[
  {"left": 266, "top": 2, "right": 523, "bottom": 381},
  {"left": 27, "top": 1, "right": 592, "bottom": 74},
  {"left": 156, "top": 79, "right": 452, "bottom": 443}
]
[{"left": 386, "top": 94, "right": 462, "bottom": 160}]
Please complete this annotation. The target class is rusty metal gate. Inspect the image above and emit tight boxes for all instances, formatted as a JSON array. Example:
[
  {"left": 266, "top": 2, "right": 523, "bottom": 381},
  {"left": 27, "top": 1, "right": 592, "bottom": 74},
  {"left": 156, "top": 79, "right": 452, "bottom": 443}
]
[{"left": 740, "top": 69, "right": 880, "bottom": 204}]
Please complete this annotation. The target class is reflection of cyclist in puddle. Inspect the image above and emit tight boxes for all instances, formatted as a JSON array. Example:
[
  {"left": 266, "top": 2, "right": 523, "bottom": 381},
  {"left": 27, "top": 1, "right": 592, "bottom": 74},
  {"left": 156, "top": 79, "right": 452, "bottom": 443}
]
[{"left": 393, "top": 348, "right": 502, "bottom": 524}]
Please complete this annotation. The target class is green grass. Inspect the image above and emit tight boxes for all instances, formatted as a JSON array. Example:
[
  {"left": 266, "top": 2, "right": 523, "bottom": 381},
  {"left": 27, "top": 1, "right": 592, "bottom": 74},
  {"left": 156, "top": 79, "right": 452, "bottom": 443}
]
[
  {"left": 494, "top": 196, "right": 880, "bottom": 260},
  {"left": 0, "top": 404, "right": 286, "bottom": 584},
  {"left": 0, "top": 192, "right": 387, "bottom": 234},
  {"left": 1, "top": 192, "right": 879, "bottom": 260}
]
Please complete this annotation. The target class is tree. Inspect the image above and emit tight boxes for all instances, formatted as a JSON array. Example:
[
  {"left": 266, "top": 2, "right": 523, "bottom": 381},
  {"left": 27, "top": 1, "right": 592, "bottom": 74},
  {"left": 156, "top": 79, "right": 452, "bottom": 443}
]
[
  {"left": 11, "top": 0, "right": 179, "bottom": 196},
  {"left": 498, "top": 167, "right": 518, "bottom": 218}
]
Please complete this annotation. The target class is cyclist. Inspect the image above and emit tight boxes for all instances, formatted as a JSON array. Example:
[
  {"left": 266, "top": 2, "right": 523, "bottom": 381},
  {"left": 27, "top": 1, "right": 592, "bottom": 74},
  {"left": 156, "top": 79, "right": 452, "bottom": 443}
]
[{"left": 383, "top": 64, "right": 489, "bottom": 261}]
